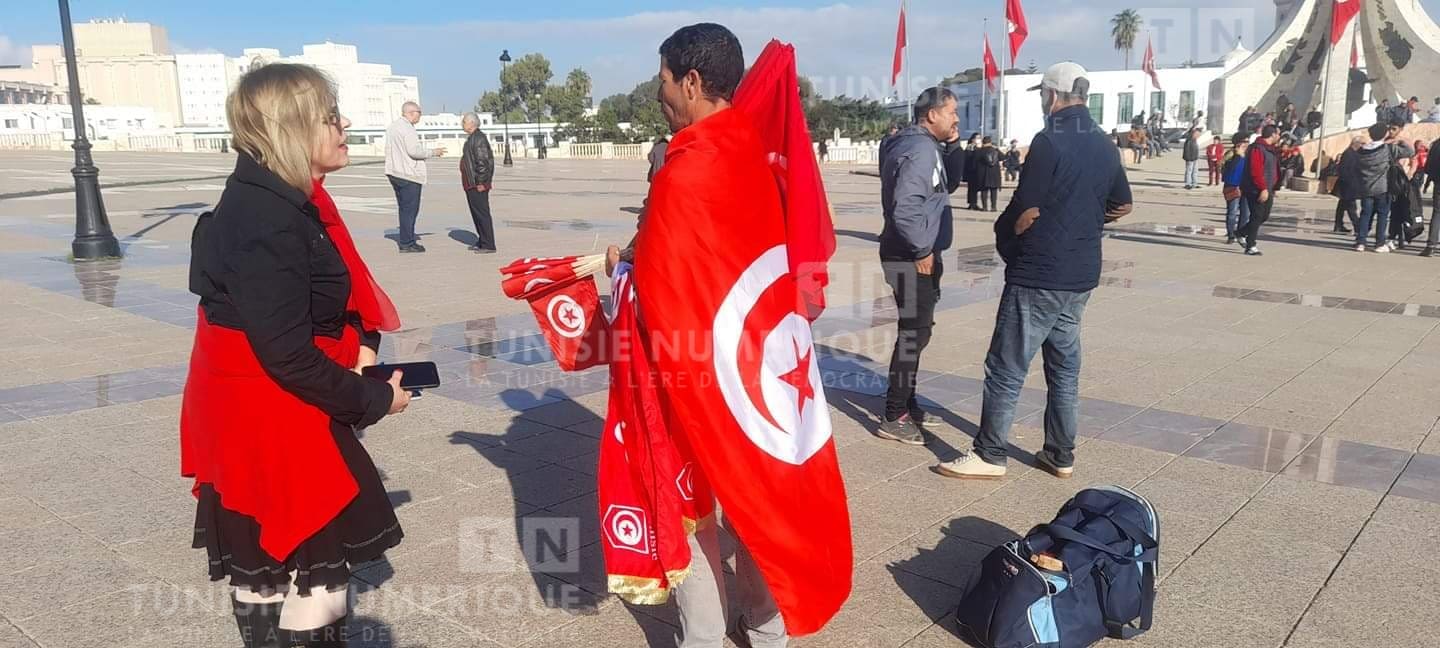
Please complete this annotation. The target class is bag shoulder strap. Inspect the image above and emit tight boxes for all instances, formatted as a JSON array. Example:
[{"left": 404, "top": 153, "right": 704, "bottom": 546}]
[{"left": 1108, "top": 560, "right": 1156, "bottom": 639}]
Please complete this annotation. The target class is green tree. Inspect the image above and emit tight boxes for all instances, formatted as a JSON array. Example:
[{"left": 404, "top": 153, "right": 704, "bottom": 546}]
[
  {"left": 1111, "top": 10, "right": 1143, "bottom": 70},
  {"left": 474, "top": 53, "right": 592, "bottom": 124}
]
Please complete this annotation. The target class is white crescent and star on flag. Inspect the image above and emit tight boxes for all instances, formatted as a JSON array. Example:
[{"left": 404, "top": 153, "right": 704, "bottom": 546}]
[{"left": 712, "top": 244, "right": 832, "bottom": 466}]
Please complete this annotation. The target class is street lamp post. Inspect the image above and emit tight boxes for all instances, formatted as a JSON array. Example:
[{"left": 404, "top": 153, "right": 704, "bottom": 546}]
[
  {"left": 499, "top": 49, "right": 513, "bottom": 167},
  {"left": 59, "top": 0, "right": 120, "bottom": 260}
]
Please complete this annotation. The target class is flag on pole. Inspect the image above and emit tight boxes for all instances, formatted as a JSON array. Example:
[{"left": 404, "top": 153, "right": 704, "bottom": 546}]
[
  {"left": 1005, "top": 0, "right": 1029, "bottom": 61},
  {"left": 983, "top": 35, "right": 1001, "bottom": 93},
  {"left": 1141, "top": 38, "right": 1161, "bottom": 89},
  {"left": 891, "top": 1, "right": 907, "bottom": 87},
  {"left": 1331, "top": 0, "right": 1360, "bottom": 46}
]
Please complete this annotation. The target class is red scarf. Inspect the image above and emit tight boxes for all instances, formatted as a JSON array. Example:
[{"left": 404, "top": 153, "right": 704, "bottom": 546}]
[
  {"left": 311, "top": 178, "right": 401, "bottom": 332},
  {"left": 180, "top": 180, "right": 399, "bottom": 562}
]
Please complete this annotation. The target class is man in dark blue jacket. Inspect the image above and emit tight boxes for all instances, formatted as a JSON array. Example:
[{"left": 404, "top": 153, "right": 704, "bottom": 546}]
[
  {"left": 936, "top": 62, "right": 1132, "bottom": 480},
  {"left": 874, "top": 86, "right": 961, "bottom": 445}
]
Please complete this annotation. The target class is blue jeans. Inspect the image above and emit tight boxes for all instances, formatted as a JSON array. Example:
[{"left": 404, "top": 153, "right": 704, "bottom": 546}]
[
  {"left": 1225, "top": 194, "right": 1251, "bottom": 236},
  {"left": 974, "top": 284, "right": 1092, "bottom": 468},
  {"left": 1358, "top": 194, "right": 1392, "bottom": 247},
  {"left": 1184, "top": 160, "right": 1198, "bottom": 187},
  {"left": 388, "top": 175, "right": 423, "bottom": 247}
]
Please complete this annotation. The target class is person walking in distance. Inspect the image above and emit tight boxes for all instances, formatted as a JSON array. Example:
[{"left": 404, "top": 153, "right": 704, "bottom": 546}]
[
  {"left": 1354, "top": 122, "right": 1414, "bottom": 252},
  {"left": 1332, "top": 136, "right": 1364, "bottom": 235},
  {"left": 459, "top": 112, "right": 496, "bottom": 253},
  {"left": 1205, "top": 135, "right": 1226, "bottom": 186},
  {"left": 1422, "top": 135, "right": 1440, "bottom": 255},
  {"left": 1236, "top": 125, "right": 1281, "bottom": 256},
  {"left": 875, "top": 86, "right": 962, "bottom": 445},
  {"left": 817, "top": 139, "right": 829, "bottom": 163},
  {"left": 1127, "top": 125, "right": 1146, "bottom": 165},
  {"left": 1004, "top": 140, "right": 1023, "bottom": 182},
  {"left": 964, "top": 133, "right": 983, "bottom": 210},
  {"left": 935, "top": 62, "right": 1132, "bottom": 480},
  {"left": 977, "top": 136, "right": 1002, "bottom": 211},
  {"left": 1182, "top": 127, "right": 1202, "bottom": 189},
  {"left": 1221, "top": 134, "right": 1250, "bottom": 244},
  {"left": 385, "top": 101, "right": 445, "bottom": 253}
]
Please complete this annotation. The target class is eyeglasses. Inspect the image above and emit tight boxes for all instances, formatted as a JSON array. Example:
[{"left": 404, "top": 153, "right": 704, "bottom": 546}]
[{"left": 324, "top": 108, "right": 343, "bottom": 128}]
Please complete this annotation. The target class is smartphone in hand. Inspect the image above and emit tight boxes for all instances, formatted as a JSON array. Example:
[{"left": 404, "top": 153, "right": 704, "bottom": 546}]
[{"left": 361, "top": 361, "right": 441, "bottom": 396}]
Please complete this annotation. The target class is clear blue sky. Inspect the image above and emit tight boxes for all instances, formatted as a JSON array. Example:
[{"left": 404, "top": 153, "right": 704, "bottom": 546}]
[{"left": 4, "top": 0, "right": 1437, "bottom": 112}]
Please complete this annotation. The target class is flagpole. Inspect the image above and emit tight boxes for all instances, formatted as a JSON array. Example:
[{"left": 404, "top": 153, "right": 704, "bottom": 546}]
[
  {"left": 981, "top": 19, "right": 989, "bottom": 136},
  {"left": 904, "top": 0, "right": 913, "bottom": 122},
  {"left": 998, "top": 18, "right": 1008, "bottom": 144}
]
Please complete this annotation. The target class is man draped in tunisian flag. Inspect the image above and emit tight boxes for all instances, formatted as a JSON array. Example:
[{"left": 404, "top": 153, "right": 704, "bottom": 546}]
[{"left": 632, "top": 23, "right": 851, "bottom": 644}]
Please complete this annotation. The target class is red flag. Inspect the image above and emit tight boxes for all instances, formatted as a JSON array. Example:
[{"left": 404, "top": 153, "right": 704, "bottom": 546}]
[
  {"left": 595, "top": 269, "right": 715, "bottom": 604},
  {"left": 732, "top": 40, "right": 837, "bottom": 320},
  {"left": 983, "top": 35, "right": 1001, "bottom": 93},
  {"left": 891, "top": 1, "right": 907, "bottom": 87},
  {"left": 1006, "top": 0, "right": 1029, "bottom": 61},
  {"left": 1331, "top": 0, "right": 1360, "bottom": 46},
  {"left": 500, "top": 255, "right": 608, "bottom": 370},
  {"left": 633, "top": 106, "right": 851, "bottom": 635},
  {"left": 1350, "top": 35, "right": 1359, "bottom": 68},
  {"left": 1142, "top": 38, "right": 1161, "bottom": 89}
]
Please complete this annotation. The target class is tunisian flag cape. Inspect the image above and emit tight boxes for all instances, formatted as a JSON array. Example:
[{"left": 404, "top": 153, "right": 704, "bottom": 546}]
[{"left": 632, "top": 103, "right": 851, "bottom": 634}]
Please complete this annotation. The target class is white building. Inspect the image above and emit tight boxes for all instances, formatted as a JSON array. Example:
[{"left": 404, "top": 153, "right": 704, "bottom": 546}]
[
  {"left": 287, "top": 42, "right": 419, "bottom": 128},
  {"left": 948, "top": 63, "right": 1233, "bottom": 146},
  {"left": 0, "top": 103, "right": 159, "bottom": 139},
  {"left": 176, "top": 52, "right": 238, "bottom": 127},
  {"left": 172, "top": 42, "right": 421, "bottom": 130}
]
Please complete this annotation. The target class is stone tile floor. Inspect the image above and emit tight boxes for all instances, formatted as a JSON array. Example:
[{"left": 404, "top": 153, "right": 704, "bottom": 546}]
[{"left": 0, "top": 150, "right": 1437, "bottom": 646}]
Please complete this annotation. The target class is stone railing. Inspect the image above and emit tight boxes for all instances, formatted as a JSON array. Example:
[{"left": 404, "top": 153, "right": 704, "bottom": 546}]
[
  {"left": 613, "top": 143, "right": 646, "bottom": 160},
  {"left": 0, "top": 132, "right": 62, "bottom": 150},
  {"left": 567, "top": 142, "right": 604, "bottom": 159},
  {"left": 126, "top": 133, "right": 185, "bottom": 151}
]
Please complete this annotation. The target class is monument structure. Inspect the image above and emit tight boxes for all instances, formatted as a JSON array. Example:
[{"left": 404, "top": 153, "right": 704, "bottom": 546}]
[{"left": 1209, "top": 0, "right": 1440, "bottom": 135}]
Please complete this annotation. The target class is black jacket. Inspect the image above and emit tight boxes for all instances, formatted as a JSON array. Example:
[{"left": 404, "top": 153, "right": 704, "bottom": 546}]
[
  {"left": 461, "top": 129, "right": 495, "bottom": 189},
  {"left": 995, "top": 105, "right": 1131, "bottom": 292},
  {"left": 189, "top": 153, "right": 393, "bottom": 428},
  {"left": 977, "top": 146, "right": 1002, "bottom": 188},
  {"left": 1182, "top": 135, "right": 1200, "bottom": 162},
  {"left": 1241, "top": 139, "right": 1279, "bottom": 197},
  {"left": 1335, "top": 149, "right": 1363, "bottom": 200}
]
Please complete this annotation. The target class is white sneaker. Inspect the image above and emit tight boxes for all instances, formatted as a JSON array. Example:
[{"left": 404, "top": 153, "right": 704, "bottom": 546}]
[
  {"left": 1376, "top": 245, "right": 1390, "bottom": 254},
  {"left": 1356, "top": 244, "right": 1367, "bottom": 252},
  {"left": 934, "top": 452, "right": 1007, "bottom": 480}
]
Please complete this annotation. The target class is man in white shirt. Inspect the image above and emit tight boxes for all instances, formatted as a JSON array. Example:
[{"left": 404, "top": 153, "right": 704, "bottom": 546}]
[
  {"left": 1425, "top": 97, "right": 1440, "bottom": 123},
  {"left": 385, "top": 102, "right": 444, "bottom": 253}
]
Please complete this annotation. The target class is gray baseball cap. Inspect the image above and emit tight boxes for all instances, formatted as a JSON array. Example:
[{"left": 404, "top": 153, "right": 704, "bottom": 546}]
[{"left": 1028, "top": 61, "right": 1089, "bottom": 93}]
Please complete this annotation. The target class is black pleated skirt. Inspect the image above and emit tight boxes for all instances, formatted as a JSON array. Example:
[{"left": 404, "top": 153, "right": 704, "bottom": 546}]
[{"left": 192, "top": 423, "right": 403, "bottom": 595}]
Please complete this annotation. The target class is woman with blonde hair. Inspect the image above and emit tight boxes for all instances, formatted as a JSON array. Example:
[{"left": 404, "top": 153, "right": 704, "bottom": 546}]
[{"left": 181, "top": 63, "right": 409, "bottom": 647}]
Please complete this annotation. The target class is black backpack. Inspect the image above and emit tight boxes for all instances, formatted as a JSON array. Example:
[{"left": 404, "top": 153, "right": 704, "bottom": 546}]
[{"left": 1388, "top": 146, "right": 1410, "bottom": 200}]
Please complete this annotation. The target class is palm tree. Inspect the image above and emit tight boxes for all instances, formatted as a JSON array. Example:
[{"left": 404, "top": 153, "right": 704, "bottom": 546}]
[{"left": 1111, "top": 10, "right": 1143, "bottom": 70}]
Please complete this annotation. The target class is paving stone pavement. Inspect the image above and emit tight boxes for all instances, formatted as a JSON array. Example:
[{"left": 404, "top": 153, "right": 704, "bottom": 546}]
[{"left": 0, "top": 150, "right": 1437, "bottom": 647}]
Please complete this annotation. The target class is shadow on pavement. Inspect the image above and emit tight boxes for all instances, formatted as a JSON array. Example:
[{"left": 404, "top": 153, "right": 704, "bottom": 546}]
[{"left": 888, "top": 516, "right": 1021, "bottom": 646}]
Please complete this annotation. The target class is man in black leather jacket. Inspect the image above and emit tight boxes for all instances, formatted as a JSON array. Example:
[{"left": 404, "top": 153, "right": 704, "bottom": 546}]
[{"left": 460, "top": 112, "right": 497, "bottom": 253}]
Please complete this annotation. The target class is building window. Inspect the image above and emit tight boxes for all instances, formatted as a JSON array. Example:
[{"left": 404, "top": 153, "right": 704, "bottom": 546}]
[
  {"left": 62, "top": 117, "right": 74, "bottom": 129},
  {"left": 1088, "top": 94, "right": 1105, "bottom": 124},
  {"left": 1118, "top": 93, "right": 1135, "bottom": 124},
  {"left": 1149, "top": 92, "right": 1166, "bottom": 119},
  {"left": 1178, "top": 91, "right": 1196, "bottom": 120},
  {"left": 2, "top": 119, "right": 17, "bottom": 129}
]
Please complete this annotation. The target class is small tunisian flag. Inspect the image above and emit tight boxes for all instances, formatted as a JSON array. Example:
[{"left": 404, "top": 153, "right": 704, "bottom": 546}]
[
  {"left": 1331, "top": 0, "right": 1360, "bottom": 46},
  {"left": 499, "top": 255, "right": 606, "bottom": 370},
  {"left": 891, "top": 1, "right": 907, "bottom": 87},
  {"left": 1142, "top": 38, "right": 1161, "bottom": 89},
  {"left": 633, "top": 106, "right": 852, "bottom": 634},
  {"left": 983, "top": 35, "right": 1001, "bottom": 93},
  {"left": 1006, "top": 0, "right": 1029, "bottom": 61},
  {"left": 732, "top": 40, "right": 837, "bottom": 320}
]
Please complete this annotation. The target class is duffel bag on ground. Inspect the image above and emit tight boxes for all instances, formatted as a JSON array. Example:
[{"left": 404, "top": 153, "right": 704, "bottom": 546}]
[{"left": 956, "top": 485, "right": 1159, "bottom": 648}]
